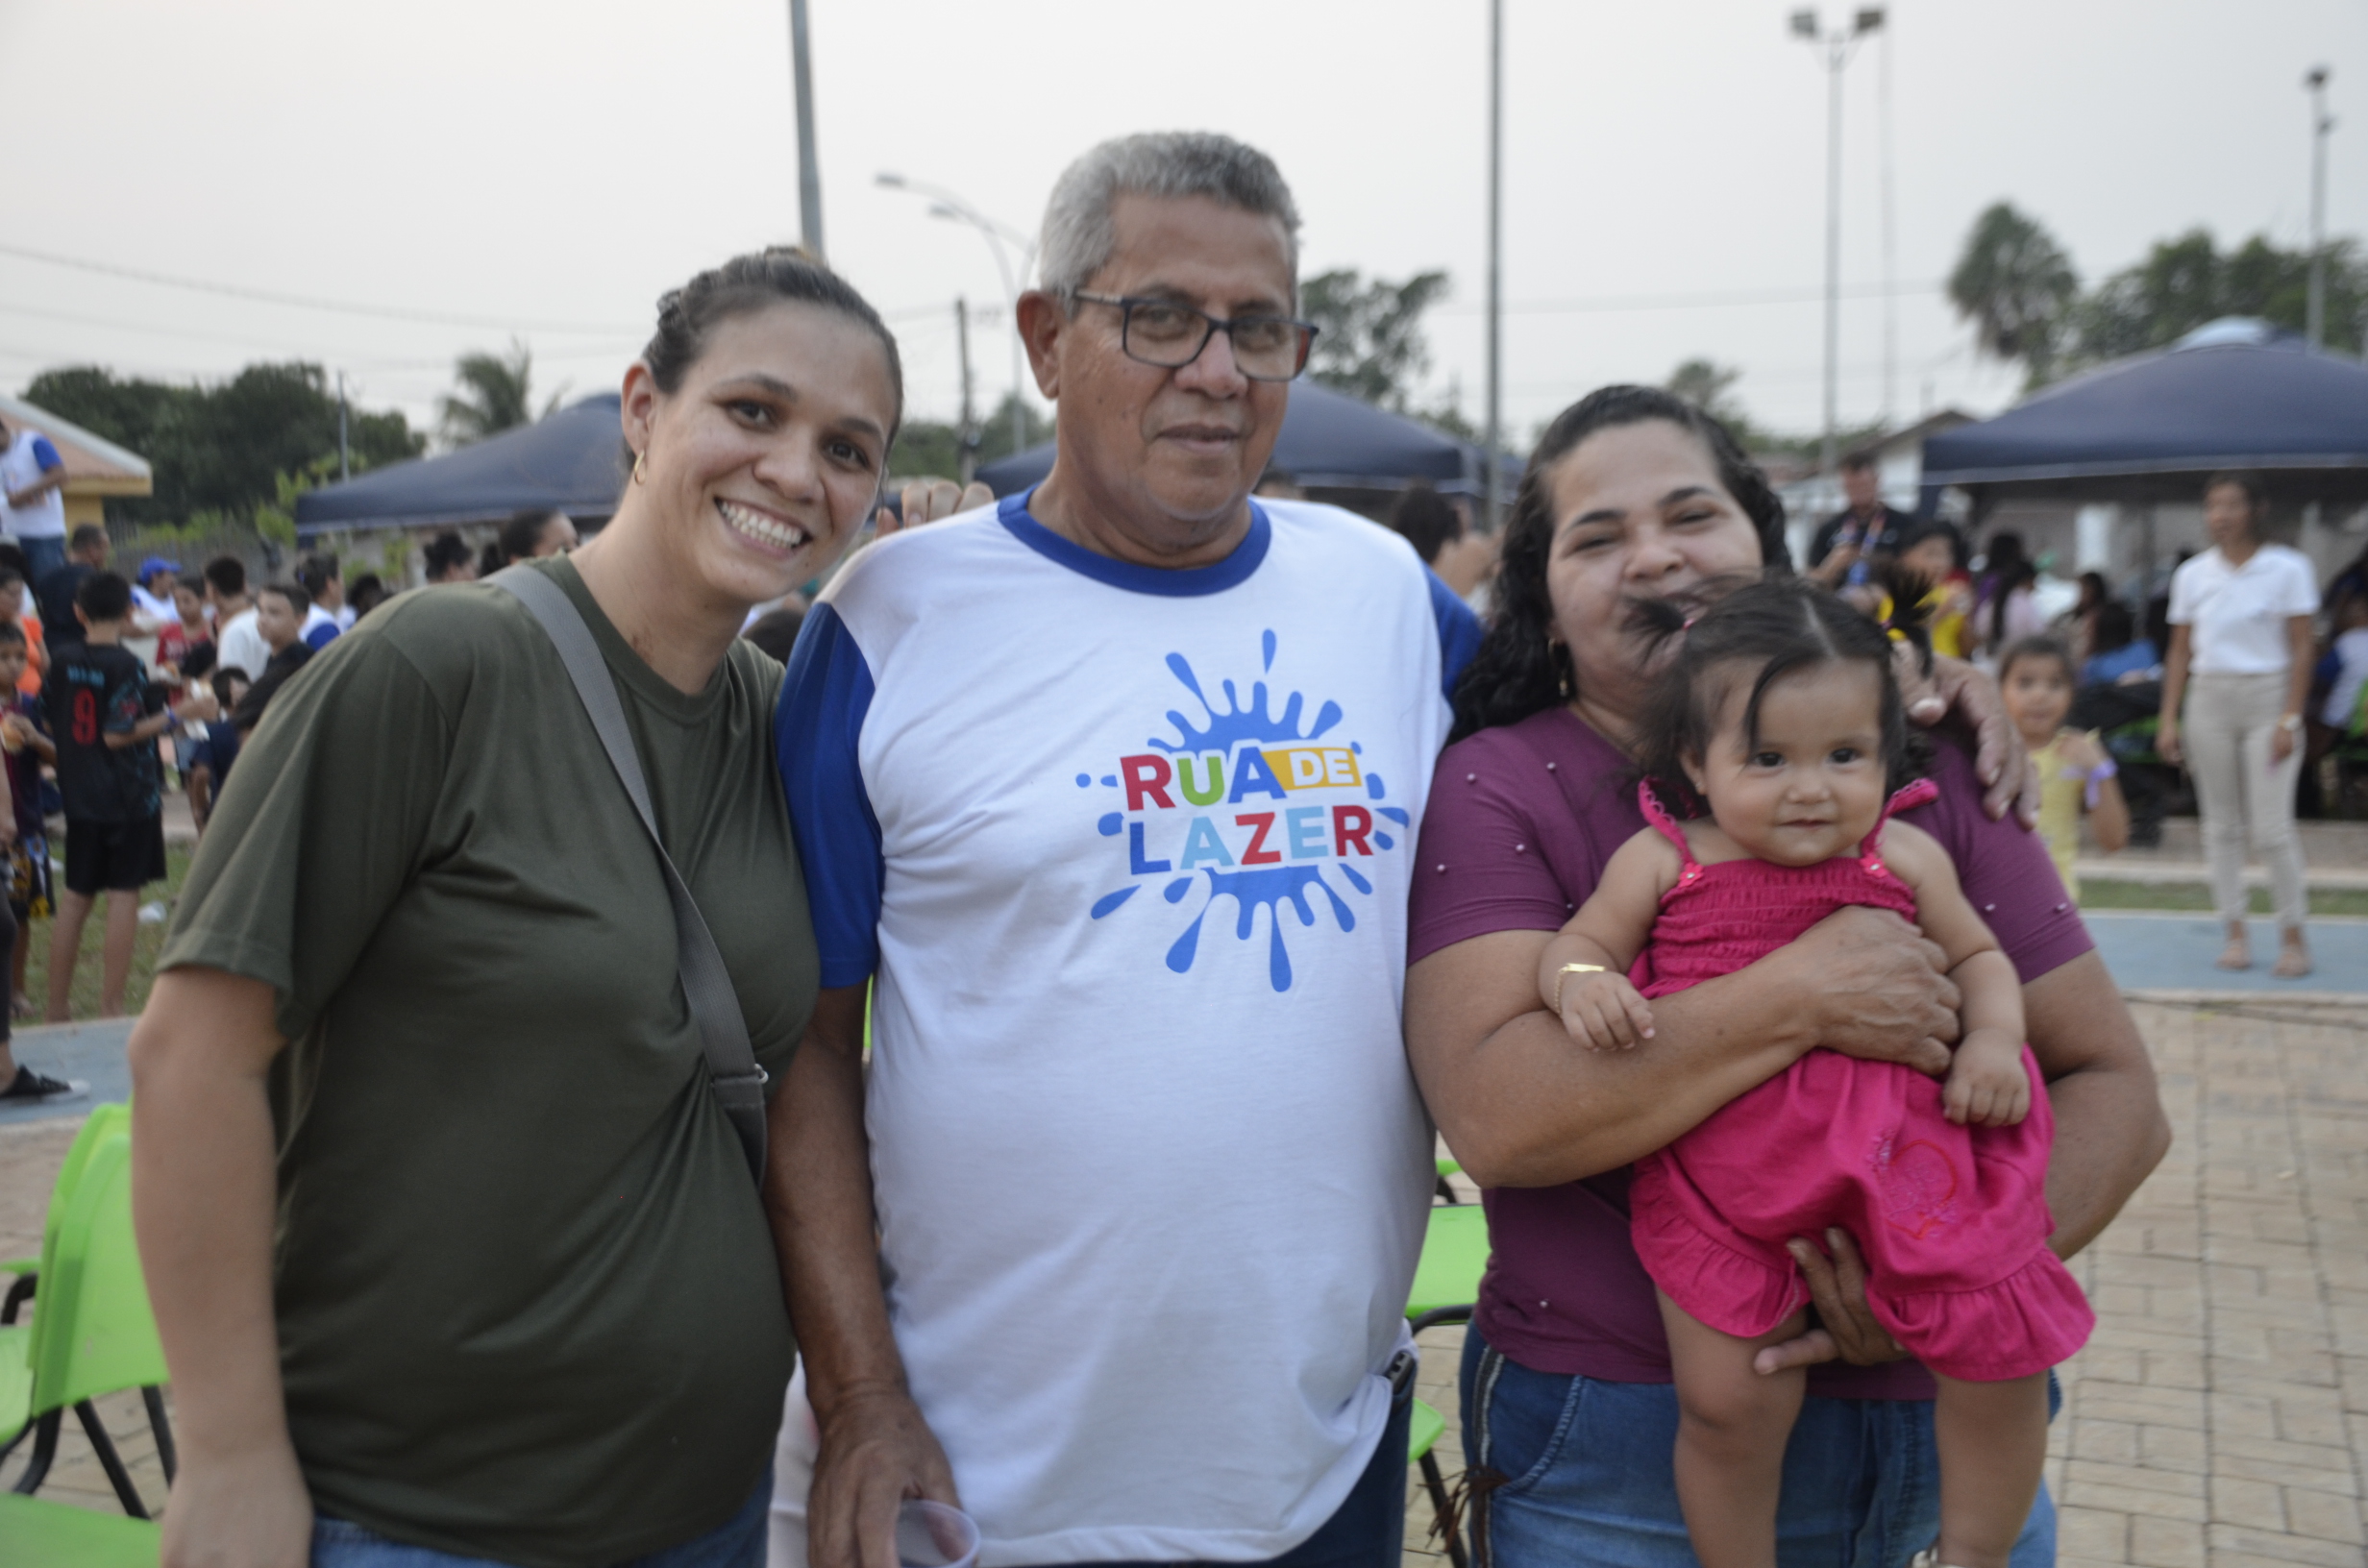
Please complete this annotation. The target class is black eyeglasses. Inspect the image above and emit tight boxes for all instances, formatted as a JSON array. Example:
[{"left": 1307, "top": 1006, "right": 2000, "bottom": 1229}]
[{"left": 1069, "top": 292, "right": 1318, "bottom": 382}]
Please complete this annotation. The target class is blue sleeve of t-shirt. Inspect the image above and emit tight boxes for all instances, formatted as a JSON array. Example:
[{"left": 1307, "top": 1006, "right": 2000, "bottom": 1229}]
[
  {"left": 776, "top": 601, "right": 884, "bottom": 990},
  {"left": 29, "top": 436, "right": 61, "bottom": 473},
  {"left": 304, "top": 623, "right": 340, "bottom": 651},
  {"left": 1429, "top": 570, "right": 1482, "bottom": 703}
]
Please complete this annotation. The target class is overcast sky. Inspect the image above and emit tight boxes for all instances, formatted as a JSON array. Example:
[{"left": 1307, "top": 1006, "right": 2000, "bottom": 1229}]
[{"left": 4, "top": 0, "right": 2362, "bottom": 457}]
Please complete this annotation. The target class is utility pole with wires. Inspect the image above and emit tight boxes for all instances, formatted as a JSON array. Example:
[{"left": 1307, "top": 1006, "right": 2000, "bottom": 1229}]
[
  {"left": 1878, "top": 16, "right": 1898, "bottom": 426},
  {"left": 1484, "top": 0, "right": 1504, "bottom": 533},
  {"left": 2306, "top": 65, "right": 2333, "bottom": 349},
  {"left": 955, "top": 297, "right": 977, "bottom": 485},
  {"left": 336, "top": 370, "right": 350, "bottom": 482},
  {"left": 787, "top": 0, "right": 825, "bottom": 259}
]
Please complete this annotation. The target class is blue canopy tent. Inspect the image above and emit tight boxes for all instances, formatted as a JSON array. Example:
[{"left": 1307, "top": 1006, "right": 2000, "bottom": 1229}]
[
  {"left": 295, "top": 393, "right": 627, "bottom": 538},
  {"left": 975, "top": 380, "right": 1517, "bottom": 500},
  {"left": 1920, "top": 320, "right": 2368, "bottom": 508}
]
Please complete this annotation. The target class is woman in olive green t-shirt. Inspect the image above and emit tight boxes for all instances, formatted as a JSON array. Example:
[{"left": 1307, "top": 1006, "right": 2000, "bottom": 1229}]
[{"left": 127, "top": 250, "right": 910, "bottom": 1568}]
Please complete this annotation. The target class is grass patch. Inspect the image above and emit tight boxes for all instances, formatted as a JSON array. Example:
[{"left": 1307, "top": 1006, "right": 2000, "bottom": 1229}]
[
  {"left": 2079, "top": 878, "right": 2368, "bottom": 918},
  {"left": 19, "top": 843, "right": 195, "bottom": 1023}
]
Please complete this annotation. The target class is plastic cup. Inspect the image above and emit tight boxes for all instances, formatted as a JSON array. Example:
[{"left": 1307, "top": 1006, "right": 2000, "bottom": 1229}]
[{"left": 895, "top": 1499, "right": 980, "bottom": 1568}]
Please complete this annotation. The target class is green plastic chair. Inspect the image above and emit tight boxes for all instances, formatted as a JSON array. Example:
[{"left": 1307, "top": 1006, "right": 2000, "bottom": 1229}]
[
  {"left": 0, "top": 1494, "right": 160, "bottom": 1568},
  {"left": 2, "top": 1105, "right": 132, "bottom": 1466},
  {"left": 0, "top": 1103, "right": 173, "bottom": 1546},
  {"left": 1403, "top": 1188, "right": 1490, "bottom": 1568}
]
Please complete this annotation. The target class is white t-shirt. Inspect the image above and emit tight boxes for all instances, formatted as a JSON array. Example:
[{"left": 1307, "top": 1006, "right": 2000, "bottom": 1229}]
[
  {"left": 299, "top": 604, "right": 340, "bottom": 649},
  {"left": 778, "top": 494, "right": 1478, "bottom": 1565},
  {"left": 2325, "top": 626, "right": 2368, "bottom": 728},
  {"left": 0, "top": 430, "right": 66, "bottom": 540},
  {"left": 215, "top": 606, "right": 268, "bottom": 680},
  {"left": 2168, "top": 544, "right": 2320, "bottom": 674}
]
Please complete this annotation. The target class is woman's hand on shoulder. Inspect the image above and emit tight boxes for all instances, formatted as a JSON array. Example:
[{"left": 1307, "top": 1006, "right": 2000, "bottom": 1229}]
[
  {"left": 875, "top": 479, "right": 993, "bottom": 538},
  {"left": 1893, "top": 649, "right": 2039, "bottom": 824}
]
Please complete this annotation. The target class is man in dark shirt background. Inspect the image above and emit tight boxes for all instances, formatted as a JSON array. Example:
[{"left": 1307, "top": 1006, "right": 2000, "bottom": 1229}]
[
  {"left": 1809, "top": 453, "right": 1917, "bottom": 588},
  {"left": 44, "top": 571, "right": 170, "bottom": 1020},
  {"left": 36, "top": 525, "right": 112, "bottom": 651}
]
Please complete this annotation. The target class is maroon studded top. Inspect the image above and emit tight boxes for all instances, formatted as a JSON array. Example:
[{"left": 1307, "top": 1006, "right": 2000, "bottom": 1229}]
[{"left": 1407, "top": 706, "right": 2092, "bottom": 1399}]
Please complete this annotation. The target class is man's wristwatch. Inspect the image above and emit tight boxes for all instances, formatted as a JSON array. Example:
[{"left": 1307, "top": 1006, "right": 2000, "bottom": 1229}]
[{"left": 2279, "top": 713, "right": 2303, "bottom": 733}]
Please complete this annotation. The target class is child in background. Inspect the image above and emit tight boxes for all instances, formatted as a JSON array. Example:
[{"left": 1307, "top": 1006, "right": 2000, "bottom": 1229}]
[
  {"left": 2000, "top": 637, "right": 2129, "bottom": 900},
  {"left": 1539, "top": 576, "right": 2090, "bottom": 1568},
  {"left": 0, "top": 622, "right": 54, "bottom": 1021},
  {"left": 1894, "top": 519, "right": 1975, "bottom": 659},
  {"left": 2321, "top": 595, "right": 2368, "bottom": 735},
  {"left": 44, "top": 572, "right": 174, "bottom": 1021},
  {"left": 182, "top": 665, "right": 250, "bottom": 834}
]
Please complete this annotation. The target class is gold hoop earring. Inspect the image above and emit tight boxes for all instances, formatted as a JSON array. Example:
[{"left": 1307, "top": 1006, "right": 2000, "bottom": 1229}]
[{"left": 631, "top": 450, "right": 648, "bottom": 485}]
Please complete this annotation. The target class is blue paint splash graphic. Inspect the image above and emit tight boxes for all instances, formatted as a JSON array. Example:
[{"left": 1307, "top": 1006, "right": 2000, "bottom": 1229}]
[{"left": 1080, "top": 631, "right": 1399, "bottom": 992}]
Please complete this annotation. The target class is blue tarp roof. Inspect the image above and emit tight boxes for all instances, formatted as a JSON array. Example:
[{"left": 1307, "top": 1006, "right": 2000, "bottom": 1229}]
[
  {"left": 1920, "top": 319, "right": 2368, "bottom": 502},
  {"left": 295, "top": 393, "right": 627, "bottom": 536},
  {"left": 976, "top": 380, "right": 1515, "bottom": 497}
]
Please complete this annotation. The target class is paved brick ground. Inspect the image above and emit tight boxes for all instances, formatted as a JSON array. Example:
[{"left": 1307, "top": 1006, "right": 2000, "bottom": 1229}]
[{"left": 8, "top": 998, "right": 2363, "bottom": 1568}]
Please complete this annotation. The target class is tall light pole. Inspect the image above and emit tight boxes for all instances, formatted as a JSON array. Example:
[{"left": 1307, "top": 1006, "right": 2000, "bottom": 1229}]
[
  {"left": 2306, "top": 65, "right": 2333, "bottom": 349},
  {"left": 1877, "top": 14, "right": 1897, "bottom": 425},
  {"left": 1485, "top": 0, "right": 1503, "bottom": 533},
  {"left": 877, "top": 172, "right": 1036, "bottom": 455},
  {"left": 1791, "top": 7, "right": 1883, "bottom": 495},
  {"left": 787, "top": 0, "right": 824, "bottom": 257}
]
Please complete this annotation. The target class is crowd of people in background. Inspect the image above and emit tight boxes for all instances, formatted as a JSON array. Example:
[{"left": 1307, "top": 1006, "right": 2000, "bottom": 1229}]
[
  {"left": 1805, "top": 466, "right": 2368, "bottom": 978},
  {"left": 0, "top": 502, "right": 566, "bottom": 1100}
]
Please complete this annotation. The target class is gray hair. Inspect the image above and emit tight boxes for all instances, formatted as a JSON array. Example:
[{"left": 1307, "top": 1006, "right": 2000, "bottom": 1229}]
[{"left": 1038, "top": 132, "right": 1302, "bottom": 303}]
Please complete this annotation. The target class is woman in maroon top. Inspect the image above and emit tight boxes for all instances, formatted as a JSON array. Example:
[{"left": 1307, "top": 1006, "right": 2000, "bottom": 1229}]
[{"left": 1406, "top": 387, "right": 2169, "bottom": 1568}]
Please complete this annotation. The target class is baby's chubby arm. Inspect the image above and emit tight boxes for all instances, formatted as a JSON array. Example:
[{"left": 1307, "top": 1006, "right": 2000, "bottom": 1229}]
[
  {"left": 1536, "top": 827, "right": 1680, "bottom": 1052},
  {"left": 1879, "top": 820, "right": 2031, "bottom": 1126}
]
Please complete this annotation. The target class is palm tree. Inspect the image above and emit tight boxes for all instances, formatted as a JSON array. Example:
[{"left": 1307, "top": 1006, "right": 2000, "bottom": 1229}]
[
  {"left": 1948, "top": 204, "right": 2080, "bottom": 385},
  {"left": 438, "top": 340, "right": 538, "bottom": 446}
]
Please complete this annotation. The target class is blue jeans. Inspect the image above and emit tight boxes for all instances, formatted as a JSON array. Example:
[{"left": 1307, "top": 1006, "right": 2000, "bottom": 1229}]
[
  {"left": 1460, "top": 1330, "right": 2058, "bottom": 1568},
  {"left": 1007, "top": 1364, "right": 1413, "bottom": 1568},
  {"left": 309, "top": 1468, "right": 771, "bottom": 1568},
  {"left": 16, "top": 535, "right": 65, "bottom": 590}
]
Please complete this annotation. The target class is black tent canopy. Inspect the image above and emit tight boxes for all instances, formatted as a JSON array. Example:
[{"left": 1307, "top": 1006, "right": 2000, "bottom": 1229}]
[
  {"left": 975, "top": 380, "right": 1511, "bottom": 497},
  {"left": 1920, "top": 320, "right": 2368, "bottom": 506},
  {"left": 295, "top": 394, "right": 628, "bottom": 537}
]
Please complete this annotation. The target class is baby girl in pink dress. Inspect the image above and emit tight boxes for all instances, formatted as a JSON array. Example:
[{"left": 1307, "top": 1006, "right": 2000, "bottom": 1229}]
[{"left": 1536, "top": 576, "right": 2091, "bottom": 1568}]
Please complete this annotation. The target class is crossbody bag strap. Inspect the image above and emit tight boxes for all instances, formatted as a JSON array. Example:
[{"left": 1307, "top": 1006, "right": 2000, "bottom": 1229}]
[{"left": 490, "top": 567, "right": 768, "bottom": 1184}]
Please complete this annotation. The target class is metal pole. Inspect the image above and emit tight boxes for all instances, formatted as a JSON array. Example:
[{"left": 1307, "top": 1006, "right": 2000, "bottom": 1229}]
[
  {"left": 1878, "top": 21, "right": 1896, "bottom": 425},
  {"left": 787, "top": 0, "right": 825, "bottom": 259},
  {"left": 955, "top": 297, "right": 976, "bottom": 484},
  {"left": 1820, "top": 36, "right": 1844, "bottom": 487},
  {"left": 1484, "top": 0, "right": 1503, "bottom": 533},
  {"left": 2306, "top": 66, "right": 2331, "bottom": 348},
  {"left": 336, "top": 370, "right": 350, "bottom": 482}
]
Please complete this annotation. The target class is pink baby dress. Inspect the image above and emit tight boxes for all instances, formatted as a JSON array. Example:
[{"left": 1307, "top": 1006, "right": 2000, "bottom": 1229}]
[{"left": 1624, "top": 779, "right": 2093, "bottom": 1382}]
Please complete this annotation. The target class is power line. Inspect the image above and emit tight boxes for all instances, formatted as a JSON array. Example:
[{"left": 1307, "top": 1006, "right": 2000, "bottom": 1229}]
[
  {"left": 1437, "top": 278, "right": 1945, "bottom": 317},
  {"left": 0, "top": 241, "right": 640, "bottom": 334}
]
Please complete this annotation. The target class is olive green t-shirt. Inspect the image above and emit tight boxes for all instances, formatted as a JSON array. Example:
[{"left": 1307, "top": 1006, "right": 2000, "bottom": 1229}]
[{"left": 160, "top": 558, "right": 817, "bottom": 1566}]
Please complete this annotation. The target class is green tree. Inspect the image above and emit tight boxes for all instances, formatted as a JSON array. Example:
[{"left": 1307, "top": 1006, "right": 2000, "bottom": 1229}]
[
  {"left": 438, "top": 340, "right": 545, "bottom": 447},
  {"left": 21, "top": 362, "right": 423, "bottom": 526},
  {"left": 1948, "top": 202, "right": 2081, "bottom": 384},
  {"left": 2069, "top": 230, "right": 2367, "bottom": 362},
  {"left": 1301, "top": 268, "right": 1451, "bottom": 410}
]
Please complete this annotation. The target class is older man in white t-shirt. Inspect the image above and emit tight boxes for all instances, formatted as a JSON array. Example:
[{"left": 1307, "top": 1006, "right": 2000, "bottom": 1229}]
[{"left": 771, "top": 134, "right": 1479, "bottom": 1568}]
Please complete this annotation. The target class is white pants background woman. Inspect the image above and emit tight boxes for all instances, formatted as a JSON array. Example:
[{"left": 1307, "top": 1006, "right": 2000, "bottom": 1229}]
[{"left": 2158, "top": 472, "right": 2321, "bottom": 978}]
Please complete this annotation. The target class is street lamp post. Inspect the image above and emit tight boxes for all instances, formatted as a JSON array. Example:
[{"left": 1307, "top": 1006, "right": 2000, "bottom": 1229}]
[
  {"left": 2306, "top": 66, "right": 2333, "bottom": 349},
  {"left": 786, "top": 0, "right": 824, "bottom": 258},
  {"left": 876, "top": 172, "right": 1036, "bottom": 456},
  {"left": 1790, "top": 7, "right": 1883, "bottom": 498}
]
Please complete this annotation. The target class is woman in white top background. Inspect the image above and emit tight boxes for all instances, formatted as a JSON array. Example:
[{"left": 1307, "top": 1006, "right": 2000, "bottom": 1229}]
[{"left": 2158, "top": 471, "right": 2320, "bottom": 977}]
